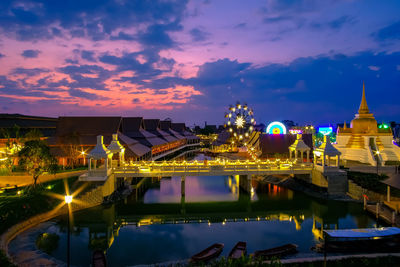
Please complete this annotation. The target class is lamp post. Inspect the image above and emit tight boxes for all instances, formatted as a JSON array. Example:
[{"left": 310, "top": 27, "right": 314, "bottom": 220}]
[
  {"left": 81, "top": 151, "right": 86, "bottom": 165},
  {"left": 64, "top": 195, "right": 73, "bottom": 267},
  {"left": 376, "top": 151, "right": 380, "bottom": 175}
]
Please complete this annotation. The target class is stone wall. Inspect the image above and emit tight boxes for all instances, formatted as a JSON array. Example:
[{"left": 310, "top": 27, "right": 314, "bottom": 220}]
[
  {"left": 311, "top": 169, "right": 328, "bottom": 188},
  {"left": 347, "top": 180, "right": 400, "bottom": 202},
  {"left": 327, "top": 171, "right": 348, "bottom": 195}
]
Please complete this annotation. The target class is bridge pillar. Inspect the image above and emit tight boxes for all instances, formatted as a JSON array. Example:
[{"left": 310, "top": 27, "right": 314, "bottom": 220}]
[
  {"left": 239, "top": 175, "right": 251, "bottom": 193},
  {"left": 181, "top": 176, "right": 186, "bottom": 214},
  {"left": 181, "top": 176, "right": 185, "bottom": 197}
]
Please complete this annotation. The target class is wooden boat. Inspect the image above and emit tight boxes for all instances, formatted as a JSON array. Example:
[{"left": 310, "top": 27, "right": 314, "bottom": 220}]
[
  {"left": 228, "top": 241, "right": 247, "bottom": 259},
  {"left": 191, "top": 243, "right": 224, "bottom": 262},
  {"left": 317, "top": 227, "right": 400, "bottom": 253},
  {"left": 253, "top": 243, "right": 298, "bottom": 259},
  {"left": 92, "top": 250, "right": 107, "bottom": 267}
]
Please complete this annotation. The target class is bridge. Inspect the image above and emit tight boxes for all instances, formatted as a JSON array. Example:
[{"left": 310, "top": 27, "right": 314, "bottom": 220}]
[{"left": 80, "top": 159, "right": 313, "bottom": 180}]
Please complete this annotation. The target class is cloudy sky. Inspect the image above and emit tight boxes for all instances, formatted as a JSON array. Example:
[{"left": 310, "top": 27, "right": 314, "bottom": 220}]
[{"left": 0, "top": 0, "right": 399, "bottom": 126}]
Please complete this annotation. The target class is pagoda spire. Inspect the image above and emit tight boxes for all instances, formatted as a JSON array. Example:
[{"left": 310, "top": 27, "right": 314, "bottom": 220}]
[
  {"left": 358, "top": 81, "right": 370, "bottom": 114},
  {"left": 343, "top": 121, "right": 347, "bottom": 129}
]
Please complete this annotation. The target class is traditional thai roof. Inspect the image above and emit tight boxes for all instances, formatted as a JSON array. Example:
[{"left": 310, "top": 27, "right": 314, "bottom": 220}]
[
  {"left": 144, "top": 119, "right": 178, "bottom": 142},
  {"left": 107, "top": 133, "right": 124, "bottom": 153},
  {"left": 171, "top": 123, "right": 199, "bottom": 140},
  {"left": 314, "top": 136, "right": 341, "bottom": 156},
  {"left": 55, "top": 116, "right": 122, "bottom": 136},
  {"left": 122, "top": 117, "right": 167, "bottom": 147},
  {"left": 289, "top": 134, "right": 311, "bottom": 151},
  {"left": 143, "top": 119, "right": 160, "bottom": 131},
  {"left": 160, "top": 120, "right": 186, "bottom": 140},
  {"left": 358, "top": 81, "right": 370, "bottom": 114},
  {"left": 118, "top": 133, "right": 151, "bottom": 157},
  {"left": 89, "top": 135, "right": 111, "bottom": 160}
]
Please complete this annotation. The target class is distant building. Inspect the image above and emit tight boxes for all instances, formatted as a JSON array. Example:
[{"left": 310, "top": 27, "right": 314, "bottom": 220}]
[
  {"left": 47, "top": 116, "right": 200, "bottom": 167},
  {"left": 334, "top": 83, "right": 400, "bottom": 165}
]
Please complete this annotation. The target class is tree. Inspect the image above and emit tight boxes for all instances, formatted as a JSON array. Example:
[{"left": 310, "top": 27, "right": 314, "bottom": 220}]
[
  {"left": 60, "top": 132, "right": 81, "bottom": 169},
  {"left": 18, "top": 140, "right": 57, "bottom": 187},
  {"left": 0, "top": 126, "right": 22, "bottom": 172}
]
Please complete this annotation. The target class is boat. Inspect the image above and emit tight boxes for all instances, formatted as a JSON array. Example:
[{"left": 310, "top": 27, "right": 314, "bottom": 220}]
[
  {"left": 316, "top": 227, "right": 400, "bottom": 253},
  {"left": 228, "top": 241, "right": 247, "bottom": 259},
  {"left": 190, "top": 243, "right": 224, "bottom": 262},
  {"left": 92, "top": 250, "right": 107, "bottom": 267},
  {"left": 253, "top": 243, "right": 298, "bottom": 259}
]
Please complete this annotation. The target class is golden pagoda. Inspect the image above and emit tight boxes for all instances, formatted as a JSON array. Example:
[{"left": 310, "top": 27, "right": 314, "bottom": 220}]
[{"left": 334, "top": 83, "right": 400, "bottom": 165}]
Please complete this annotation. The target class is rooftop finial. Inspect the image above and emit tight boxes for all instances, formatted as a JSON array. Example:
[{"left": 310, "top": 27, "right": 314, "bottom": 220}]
[
  {"left": 358, "top": 81, "right": 370, "bottom": 114},
  {"left": 343, "top": 121, "right": 347, "bottom": 129}
]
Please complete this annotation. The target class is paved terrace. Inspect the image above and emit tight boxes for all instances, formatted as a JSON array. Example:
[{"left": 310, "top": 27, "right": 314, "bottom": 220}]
[{"left": 102, "top": 159, "right": 314, "bottom": 178}]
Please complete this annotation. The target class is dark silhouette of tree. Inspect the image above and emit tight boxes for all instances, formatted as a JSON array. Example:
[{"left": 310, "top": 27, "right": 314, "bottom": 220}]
[{"left": 18, "top": 140, "right": 57, "bottom": 187}]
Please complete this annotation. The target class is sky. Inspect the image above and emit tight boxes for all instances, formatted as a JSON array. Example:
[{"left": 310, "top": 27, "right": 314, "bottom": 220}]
[{"left": 0, "top": 0, "right": 399, "bottom": 127}]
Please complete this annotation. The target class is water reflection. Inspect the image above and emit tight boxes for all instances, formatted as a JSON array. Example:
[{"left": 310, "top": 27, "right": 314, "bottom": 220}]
[{"left": 18, "top": 174, "right": 378, "bottom": 266}]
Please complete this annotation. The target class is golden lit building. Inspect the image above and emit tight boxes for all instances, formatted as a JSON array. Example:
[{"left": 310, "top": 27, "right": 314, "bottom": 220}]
[{"left": 334, "top": 83, "right": 400, "bottom": 165}]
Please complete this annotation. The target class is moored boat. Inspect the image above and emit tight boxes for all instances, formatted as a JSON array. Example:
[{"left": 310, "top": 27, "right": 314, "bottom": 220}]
[
  {"left": 190, "top": 243, "right": 224, "bottom": 262},
  {"left": 92, "top": 250, "right": 107, "bottom": 267},
  {"left": 317, "top": 227, "right": 400, "bottom": 253},
  {"left": 228, "top": 241, "right": 247, "bottom": 259},
  {"left": 253, "top": 243, "right": 298, "bottom": 259}
]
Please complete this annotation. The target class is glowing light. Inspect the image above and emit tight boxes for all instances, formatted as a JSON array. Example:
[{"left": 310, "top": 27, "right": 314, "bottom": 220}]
[
  {"left": 235, "top": 116, "right": 245, "bottom": 128},
  {"left": 289, "top": 129, "right": 303, "bottom": 134},
  {"left": 318, "top": 127, "right": 333, "bottom": 135},
  {"left": 64, "top": 195, "right": 73, "bottom": 204},
  {"left": 378, "top": 123, "right": 389, "bottom": 129},
  {"left": 266, "top": 121, "right": 287, "bottom": 135}
]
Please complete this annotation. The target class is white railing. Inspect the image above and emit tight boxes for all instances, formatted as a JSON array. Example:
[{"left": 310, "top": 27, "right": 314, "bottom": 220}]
[{"left": 110, "top": 159, "right": 313, "bottom": 176}]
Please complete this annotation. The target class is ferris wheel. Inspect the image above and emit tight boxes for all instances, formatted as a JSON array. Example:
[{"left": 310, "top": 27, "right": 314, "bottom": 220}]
[{"left": 224, "top": 102, "right": 256, "bottom": 143}]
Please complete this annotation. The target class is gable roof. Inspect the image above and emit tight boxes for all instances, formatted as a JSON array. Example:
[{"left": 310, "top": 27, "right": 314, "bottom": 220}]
[
  {"left": 121, "top": 117, "right": 144, "bottom": 132},
  {"left": 143, "top": 119, "right": 160, "bottom": 131},
  {"left": 55, "top": 117, "right": 122, "bottom": 136},
  {"left": 160, "top": 120, "right": 172, "bottom": 131}
]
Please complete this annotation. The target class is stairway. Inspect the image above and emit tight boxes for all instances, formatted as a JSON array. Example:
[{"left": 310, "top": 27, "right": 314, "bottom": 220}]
[{"left": 72, "top": 182, "right": 104, "bottom": 210}]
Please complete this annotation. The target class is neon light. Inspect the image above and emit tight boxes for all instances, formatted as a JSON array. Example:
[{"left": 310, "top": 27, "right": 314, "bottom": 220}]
[
  {"left": 318, "top": 127, "right": 333, "bottom": 135},
  {"left": 289, "top": 129, "right": 303, "bottom": 134},
  {"left": 266, "top": 121, "right": 287, "bottom": 135},
  {"left": 379, "top": 123, "right": 389, "bottom": 129}
]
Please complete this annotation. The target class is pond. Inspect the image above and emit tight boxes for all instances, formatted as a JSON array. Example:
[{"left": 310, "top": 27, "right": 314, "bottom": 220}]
[{"left": 9, "top": 167, "right": 378, "bottom": 266}]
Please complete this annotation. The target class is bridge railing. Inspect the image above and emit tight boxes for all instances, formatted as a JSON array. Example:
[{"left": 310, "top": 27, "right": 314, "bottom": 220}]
[{"left": 111, "top": 160, "right": 313, "bottom": 175}]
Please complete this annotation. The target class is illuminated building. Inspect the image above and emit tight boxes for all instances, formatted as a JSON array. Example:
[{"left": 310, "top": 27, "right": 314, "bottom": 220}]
[{"left": 334, "top": 83, "right": 400, "bottom": 165}]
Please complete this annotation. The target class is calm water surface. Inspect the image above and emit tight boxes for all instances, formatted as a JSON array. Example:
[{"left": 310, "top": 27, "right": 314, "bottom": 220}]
[{"left": 10, "top": 161, "right": 378, "bottom": 266}]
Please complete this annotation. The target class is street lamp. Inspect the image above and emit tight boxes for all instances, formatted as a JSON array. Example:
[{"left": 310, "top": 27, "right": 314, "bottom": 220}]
[
  {"left": 81, "top": 151, "right": 86, "bottom": 165},
  {"left": 64, "top": 195, "right": 73, "bottom": 267}
]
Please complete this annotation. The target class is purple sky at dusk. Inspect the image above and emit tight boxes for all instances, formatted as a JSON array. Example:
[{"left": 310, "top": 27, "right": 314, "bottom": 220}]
[{"left": 0, "top": 0, "right": 399, "bottom": 127}]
